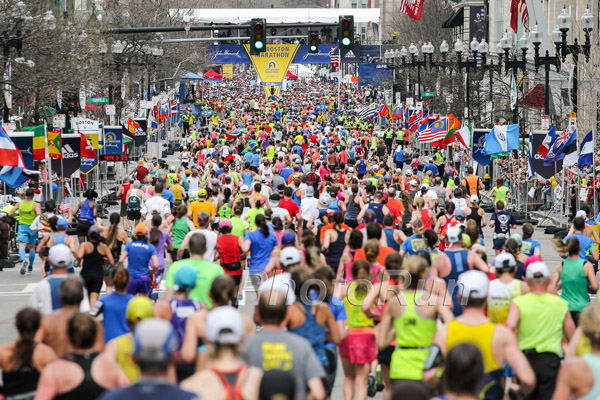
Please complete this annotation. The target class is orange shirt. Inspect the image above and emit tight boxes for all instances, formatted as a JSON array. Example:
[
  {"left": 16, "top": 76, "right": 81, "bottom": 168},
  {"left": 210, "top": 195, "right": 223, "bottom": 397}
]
[
  {"left": 354, "top": 246, "right": 394, "bottom": 267},
  {"left": 320, "top": 223, "right": 351, "bottom": 240}
]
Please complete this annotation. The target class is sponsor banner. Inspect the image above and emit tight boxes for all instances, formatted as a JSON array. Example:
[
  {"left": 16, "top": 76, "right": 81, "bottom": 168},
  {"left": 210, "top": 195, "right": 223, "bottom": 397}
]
[
  {"left": 244, "top": 44, "right": 300, "bottom": 86},
  {"left": 472, "top": 129, "right": 491, "bottom": 166},
  {"left": 358, "top": 63, "right": 393, "bottom": 87},
  {"left": 80, "top": 157, "right": 98, "bottom": 175},
  {"left": 206, "top": 44, "right": 339, "bottom": 65},
  {"left": 71, "top": 117, "right": 101, "bottom": 149},
  {"left": 134, "top": 119, "right": 147, "bottom": 147},
  {"left": 531, "top": 132, "right": 562, "bottom": 179},
  {"left": 222, "top": 64, "right": 233, "bottom": 79},
  {"left": 51, "top": 134, "right": 80, "bottom": 177},
  {"left": 11, "top": 136, "right": 34, "bottom": 170},
  {"left": 341, "top": 44, "right": 361, "bottom": 63},
  {"left": 102, "top": 126, "right": 123, "bottom": 156}
]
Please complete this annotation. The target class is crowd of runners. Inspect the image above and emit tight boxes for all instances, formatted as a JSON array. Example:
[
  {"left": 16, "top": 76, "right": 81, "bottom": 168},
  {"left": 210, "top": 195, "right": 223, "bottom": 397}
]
[{"left": 1, "top": 74, "right": 600, "bottom": 400}]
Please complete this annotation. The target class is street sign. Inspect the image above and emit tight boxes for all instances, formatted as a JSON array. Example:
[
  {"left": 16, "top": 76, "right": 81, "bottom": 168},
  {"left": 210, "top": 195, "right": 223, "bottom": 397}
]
[
  {"left": 53, "top": 114, "right": 66, "bottom": 129},
  {"left": 420, "top": 91, "right": 436, "bottom": 98},
  {"left": 88, "top": 97, "right": 109, "bottom": 104},
  {"left": 416, "top": 101, "right": 424, "bottom": 111},
  {"left": 105, "top": 104, "right": 116, "bottom": 116},
  {"left": 406, "top": 98, "right": 414, "bottom": 106},
  {"left": 541, "top": 115, "right": 550, "bottom": 130}
]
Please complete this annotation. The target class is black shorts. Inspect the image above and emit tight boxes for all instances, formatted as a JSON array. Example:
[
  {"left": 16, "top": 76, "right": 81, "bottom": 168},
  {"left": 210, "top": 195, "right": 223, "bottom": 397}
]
[
  {"left": 81, "top": 273, "right": 104, "bottom": 294},
  {"left": 119, "top": 201, "right": 128, "bottom": 217},
  {"left": 127, "top": 209, "right": 141, "bottom": 221},
  {"left": 377, "top": 345, "right": 395, "bottom": 366},
  {"left": 227, "top": 273, "right": 242, "bottom": 286},
  {"left": 493, "top": 238, "right": 507, "bottom": 250},
  {"left": 76, "top": 220, "right": 93, "bottom": 237}
]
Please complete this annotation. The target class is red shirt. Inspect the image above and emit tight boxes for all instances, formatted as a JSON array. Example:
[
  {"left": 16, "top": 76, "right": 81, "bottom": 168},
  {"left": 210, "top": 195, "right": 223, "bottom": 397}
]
[
  {"left": 217, "top": 234, "right": 242, "bottom": 275},
  {"left": 279, "top": 198, "right": 299, "bottom": 218},
  {"left": 136, "top": 167, "right": 149, "bottom": 182},
  {"left": 120, "top": 183, "right": 131, "bottom": 202}
]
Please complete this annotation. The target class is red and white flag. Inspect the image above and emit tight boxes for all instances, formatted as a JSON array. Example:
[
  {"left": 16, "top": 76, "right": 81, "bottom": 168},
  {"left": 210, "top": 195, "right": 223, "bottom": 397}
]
[
  {"left": 329, "top": 47, "right": 340, "bottom": 69},
  {"left": 80, "top": 132, "right": 97, "bottom": 159},
  {"left": 399, "top": 0, "right": 424, "bottom": 21}
]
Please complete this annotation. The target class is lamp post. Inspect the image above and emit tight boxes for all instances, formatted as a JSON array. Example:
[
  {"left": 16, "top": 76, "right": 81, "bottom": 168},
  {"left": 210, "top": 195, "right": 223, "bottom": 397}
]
[
  {"left": 552, "top": 5, "right": 594, "bottom": 114},
  {"left": 454, "top": 37, "right": 481, "bottom": 121},
  {"left": 500, "top": 31, "right": 528, "bottom": 124},
  {"left": 530, "top": 23, "right": 559, "bottom": 119}
]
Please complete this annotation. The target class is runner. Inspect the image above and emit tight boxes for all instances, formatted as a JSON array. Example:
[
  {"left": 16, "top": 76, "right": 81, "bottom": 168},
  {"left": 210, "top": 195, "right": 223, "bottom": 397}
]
[
  {"left": 90, "top": 267, "right": 132, "bottom": 343},
  {"left": 77, "top": 225, "right": 114, "bottom": 307},
  {"left": 118, "top": 224, "right": 159, "bottom": 297},
  {"left": 125, "top": 180, "right": 145, "bottom": 232},
  {"left": 98, "top": 213, "right": 129, "bottom": 295},
  {"left": 9, "top": 188, "right": 41, "bottom": 275},
  {"left": 71, "top": 189, "right": 98, "bottom": 244}
]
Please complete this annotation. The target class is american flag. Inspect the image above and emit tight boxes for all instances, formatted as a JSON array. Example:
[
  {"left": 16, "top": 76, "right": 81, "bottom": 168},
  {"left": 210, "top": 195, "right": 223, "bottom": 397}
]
[{"left": 330, "top": 46, "right": 339, "bottom": 69}]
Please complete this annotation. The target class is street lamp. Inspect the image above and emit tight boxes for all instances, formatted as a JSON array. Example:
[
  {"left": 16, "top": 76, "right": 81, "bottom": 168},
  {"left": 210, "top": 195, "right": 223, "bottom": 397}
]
[
  {"left": 530, "top": 22, "right": 559, "bottom": 118},
  {"left": 500, "top": 30, "right": 528, "bottom": 124},
  {"left": 553, "top": 5, "right": 594, "bottom": 113},
  {"left": 455, "top": 38, "right": 480, "bottom": 120}
]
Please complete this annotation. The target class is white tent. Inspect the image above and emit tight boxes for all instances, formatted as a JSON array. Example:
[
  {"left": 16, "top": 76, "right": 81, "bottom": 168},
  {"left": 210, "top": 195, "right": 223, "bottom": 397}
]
[
  {"left": 293, "top": 64, "right": 314, "bottom": 78},
  {"left": 169, "top": 8, "right": 380, "bottom": 25}
]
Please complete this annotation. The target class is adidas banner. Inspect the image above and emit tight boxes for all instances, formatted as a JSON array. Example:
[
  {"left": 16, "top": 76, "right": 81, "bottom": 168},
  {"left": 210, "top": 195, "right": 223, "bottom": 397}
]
[
  {"left": 51, "top": 134, "right": 80, "bottom": 177},
  {"left": 341, "top": 44, "right": 361, "bottom": 63}
]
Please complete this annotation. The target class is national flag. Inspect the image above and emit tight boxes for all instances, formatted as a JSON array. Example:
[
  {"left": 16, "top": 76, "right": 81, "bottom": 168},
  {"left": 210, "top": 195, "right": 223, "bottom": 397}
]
[
  {"left": 562, "top": 130, "right": 579, "bottom": 167},
  {"left": 419, "top": 117, "right": 448, "bottom": 143},
  {"left": 510, "top": 0, "right": 520, "bottom": 33},
  {"left": 482, "top": 124, "right": 520, "bottom": 155},
  {"left": 149, "top": 113, "right": 158, "bottom": 130},
  {"left": 510, "top": 75, "right": 518, "bottom": 110},
  {"left": 0, "top": 123, "right": 39, "bottom": 188},
  {"left": 399, "top": 0, "right": 424, "bottom": 20},
  {"left": 170, "top": 100, "right": 178, "bottom": 116},
  {"left": 127, "top": 117, "right": 144, "bottom": 137},
  {"left": 434, "top": 114, "right": 462, "bottom": 148},
  {"left": 48, "top": 129, "right": 62, "bottom": 159},
  {"left": 329, "top": 46, "right": 339, "bottom": 69},
  {"left": 537, "top": 126, "right": 556, "bottom": 158},
  {"left": 544, "top": 128, "right": 574, "bottom": 165},
  {"left": 408, "top": 111, "right": 421, "bottom": 132},
  {"left": 122, "top": 124, "right": 134, "bottom": 144},
  {"left": 160, "top": 103, "right": 169, "bottom": 119},
  {"left": 456, "top": 124, "right": 473, "bottom": 150},
  {"left": 23, "top": 125, "right": 45, "bottom": 161},
  {"left": 578, "top": 130, "right": 594, "bottom": 168},
  {"left": 417, "top": 115, "right": 429, "bottom": 133},
  {"left": 358, "top": 104, "right": 378, "bottom": 120},
  {"left": 379, "top": 104, "right": 388, "bottom": 117},
  {"left": 392, "top": 104, "right": 402, "bottom": 119},
  {"left": 80, "top": 133, "right": 97, "bottom": 159}
]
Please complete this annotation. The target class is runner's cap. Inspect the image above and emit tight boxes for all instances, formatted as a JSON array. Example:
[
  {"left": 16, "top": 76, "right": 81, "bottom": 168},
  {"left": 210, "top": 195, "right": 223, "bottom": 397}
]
[
  {"left": 136, "top": 223, "right": 148, "bottom": 235},
  {"left": 219, "top": 219, "right": 232, "bottom": 229},
  {"left": 174, "top": 265, "right": 198, "bottom": 291},
  {"left": 133, "top": 318, "right": 178, "bottom": 362},
  {"left": 494, "top": 252, "right": 516, "bottom": 268},
  {"left": 205, "top": 306, "right": 244, "bottom": 345},
  {"left": 446, "top": 226, "right": 462, "bottom": 244},
  {"left": 280, "top": 246, "right": 301, "bottom": 266},
  {"left": 49, "top": 244, "right": 72, "bottom": 268},
  {"left": 457, "top": 270, "right": 489, "bottom": 299},
  {"left": 126, "top": 296, "right": 154, "bottom": 322},
  {"left": 470, "top": 195, "right": 479, "bottom": 203},
  {"left": 240, "top": 185, "right": 249, "bottom": 193},
  {"left": 56, "top": 218, "right": 69, "bottom": 230},
  {"left": 526, "top": 261, "right": 550, "bottom": 279},
  {"left": 138, "top": 160, "right": 144, "bottom": 166},
  {"left": 198, "top": 189, "right": 207, "bottom": 197}
]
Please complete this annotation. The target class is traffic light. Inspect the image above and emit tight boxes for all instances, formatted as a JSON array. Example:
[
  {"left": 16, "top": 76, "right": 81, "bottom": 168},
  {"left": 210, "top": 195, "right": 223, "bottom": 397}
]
[
  {"left": 250, "top": 18, "right": 266, "bottom": 55},
  {"left": 308, "top": 31, "right": 319, "bottom": 53},
  {"left": 338, "top": 15, "right": 354, "bottom": 49}
]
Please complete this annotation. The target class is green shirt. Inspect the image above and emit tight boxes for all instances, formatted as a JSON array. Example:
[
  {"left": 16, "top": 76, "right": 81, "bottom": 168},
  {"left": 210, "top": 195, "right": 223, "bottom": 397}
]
[
  {"left": 560, "top": 258, "right": 590, "bottom": 312},
  {"left": 493, "top": 186, "right": 509, "bottom": 205},
  {"left": 18, "top": 201, "right": 36, "bottom": 226},
  {"left": 245, "top": 207, "right": 264, "bottom": 231},
  {"left": 165, "top": 258, "right": 224, "bottom": 308},
  {"left": 513, "top": 292, "right": 568, "bottom": 357},
  {"left": 230, "top": 217, "right": 250, "bottom": 238}
]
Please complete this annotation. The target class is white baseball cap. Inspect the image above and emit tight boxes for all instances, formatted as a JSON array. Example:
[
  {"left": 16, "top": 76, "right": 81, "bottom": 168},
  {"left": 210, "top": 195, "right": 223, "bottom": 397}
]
[
  {"left": 348, "top": 167, "right": 354, "bottom": 172},
  {"left": 280, "top": 247, "right": 302, "bottom": 267},
  {"left": 446, "top": 226, "right": 462, "bottom": 244},
  {"left": 49, "top": 244, "right": 72, "bottom": 268},
  {"left": 409, "top": 179, "right": 418, "bottom": 186},
  {"left": 205, "top": 306, "right": 244, "bottom": 345},
  {"left": 576, "top": 210, "right": 587, "bottom": 219},
  {"left": 240, "top": 184, "right": 249, "bottom": 193},
  {"left": 420, "top": 183, "right": 429, "bottom": 190},
  {"left": 526, "top": 261, "right": 550, "bottom": 279},
  {"left": 494, "top": 252, "right": 516, "bottom": 268},
  {"left": 457, "top": 270, "right": 489, "bottom": 299},
  {"left": 470, "top": 195, "right": 479, "bottom": 203},
  {"left": 373, "top": 165, "right": 379, "bottom": 171}
]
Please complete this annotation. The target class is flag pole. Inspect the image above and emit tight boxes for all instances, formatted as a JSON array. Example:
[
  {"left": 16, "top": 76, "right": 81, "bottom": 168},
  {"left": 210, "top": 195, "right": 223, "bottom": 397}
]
[{"left": 594, "top": 129, "right": 597, "bottom": 218}]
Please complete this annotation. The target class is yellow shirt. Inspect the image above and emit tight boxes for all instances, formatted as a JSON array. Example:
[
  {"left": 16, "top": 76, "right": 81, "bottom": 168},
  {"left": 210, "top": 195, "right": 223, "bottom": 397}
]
[
  {"left": 447, "top": 320, "right": 501, "bottom": 373},
  {"left": 116, "top": 335, "right": 139, "bottom": 383},
  {"left": 189, "top": 200, "right": 216, "bottom": 228}
]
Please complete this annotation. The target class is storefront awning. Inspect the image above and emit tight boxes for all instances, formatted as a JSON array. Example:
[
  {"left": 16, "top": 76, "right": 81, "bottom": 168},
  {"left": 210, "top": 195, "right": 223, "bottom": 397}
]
[{"left": 442, "top": 7, "right": 464, "bottom": 29}]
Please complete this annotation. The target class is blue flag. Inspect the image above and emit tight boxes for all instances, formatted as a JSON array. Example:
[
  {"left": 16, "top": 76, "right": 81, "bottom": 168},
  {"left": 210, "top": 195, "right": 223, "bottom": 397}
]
[
  {"left": 544, "top": 128, "right": 576, "bottom": 166},
  {"left": 577, "top": 130, "right": 594, "bottom": 168},
  {"left": 482, "top": 124, "right": 520, "bottom": 155}
]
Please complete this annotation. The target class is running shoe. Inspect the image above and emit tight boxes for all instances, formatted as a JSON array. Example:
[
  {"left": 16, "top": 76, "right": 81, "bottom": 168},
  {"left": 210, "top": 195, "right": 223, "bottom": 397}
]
[
  {"left": 20, "top": 259, "right": 28, "bottom": 275},
  {"left": 367, "top": 374, "right": 377, "bottom": 397}
]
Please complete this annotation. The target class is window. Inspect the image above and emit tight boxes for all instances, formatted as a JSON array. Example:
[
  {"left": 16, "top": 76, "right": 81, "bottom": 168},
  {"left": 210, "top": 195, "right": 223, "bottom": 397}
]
[{"left": 352, "top": 0, "right": 357, "bottom": 8}]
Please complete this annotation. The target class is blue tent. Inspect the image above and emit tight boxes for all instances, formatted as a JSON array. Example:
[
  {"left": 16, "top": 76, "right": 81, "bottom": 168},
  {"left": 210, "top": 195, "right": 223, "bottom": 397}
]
[{"left": 180, "top": 72, "right": 204, "bottom": 80}]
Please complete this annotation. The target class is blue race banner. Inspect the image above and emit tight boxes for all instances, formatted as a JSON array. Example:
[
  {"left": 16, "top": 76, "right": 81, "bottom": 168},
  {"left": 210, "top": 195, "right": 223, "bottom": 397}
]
[
  {"left": 472, "top": 129, "right": 491, "bottom": 166},
  {"left": 315, "top": 104, "right": 329, "bottom": 110},
  {"left": 206, "top": 44, "right": 338, "bottom": 65},
  {"left": 102, "top": 126, "right": 123, "bottom": 155},
  {"left": 358, "top": 63, "right": 393, "bottom": 87},
  {"left": 200, "top": 110, "right": 214, "bottom": 117},
  {"left": 11, "top": 136, "right": 34, "bottom": 170},
  {"left": 80, "top": 157, "right": 98, "bottom": 174}
]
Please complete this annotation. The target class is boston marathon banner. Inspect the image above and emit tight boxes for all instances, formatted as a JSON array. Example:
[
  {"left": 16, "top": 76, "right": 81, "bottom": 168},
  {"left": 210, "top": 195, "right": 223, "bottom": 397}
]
[
  {"left": 102, "top": 126, "right": 123, "bottom": 156},
  {"left": 207, "top": 44, "right": 350, "bottom": 65},
  {"left": 243, "top": 44, "right": 299, "bottom": 87}
]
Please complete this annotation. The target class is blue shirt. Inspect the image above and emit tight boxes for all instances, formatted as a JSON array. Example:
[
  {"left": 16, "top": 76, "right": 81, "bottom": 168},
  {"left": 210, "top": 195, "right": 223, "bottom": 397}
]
[
  {"left": 401, "top": 235, "right": 426, "bottom": 255},
  {"left": 521, "top": 238, "right": 541, "bottom": 257},
  {"left": 291, "top": 145, "right": 303, "bottom": 155},
  {"left": 99, "top": 382, "right": 199, "bottom": 400},
  {"left": 394, "top": 149, "right": 405, "bottom": 162},
  {"left": 96, "top": 292, "right": 132, "bottom": 343},
  {"left": 252, "top": 153, "right": 260, "bottom": 167},
  {"left": 245, "top": 229, "right": 279, "bottom": 273},
  {"left": 124, "top": 241, "right": 157, "bottom": 278},
  {"left": 424, "top": 164, "right": 439, "bottom": 176},
  {"left": 564, "top": 233, "right": 595, "bottom": 260},
  {"left": 244, "top": 152, "right": 253, "bottom": 163},
  {"left": 161, "top": 189, "right": 175, "bottom": 202},
  {"left": 280, "top": 168, "right": 293, "bottom": 182}
]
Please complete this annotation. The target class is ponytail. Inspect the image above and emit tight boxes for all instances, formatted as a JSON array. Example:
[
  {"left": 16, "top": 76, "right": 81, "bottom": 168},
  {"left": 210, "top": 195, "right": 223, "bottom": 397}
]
[{"left": 255, "top": 214, "right": 269, "bottom": 238}]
